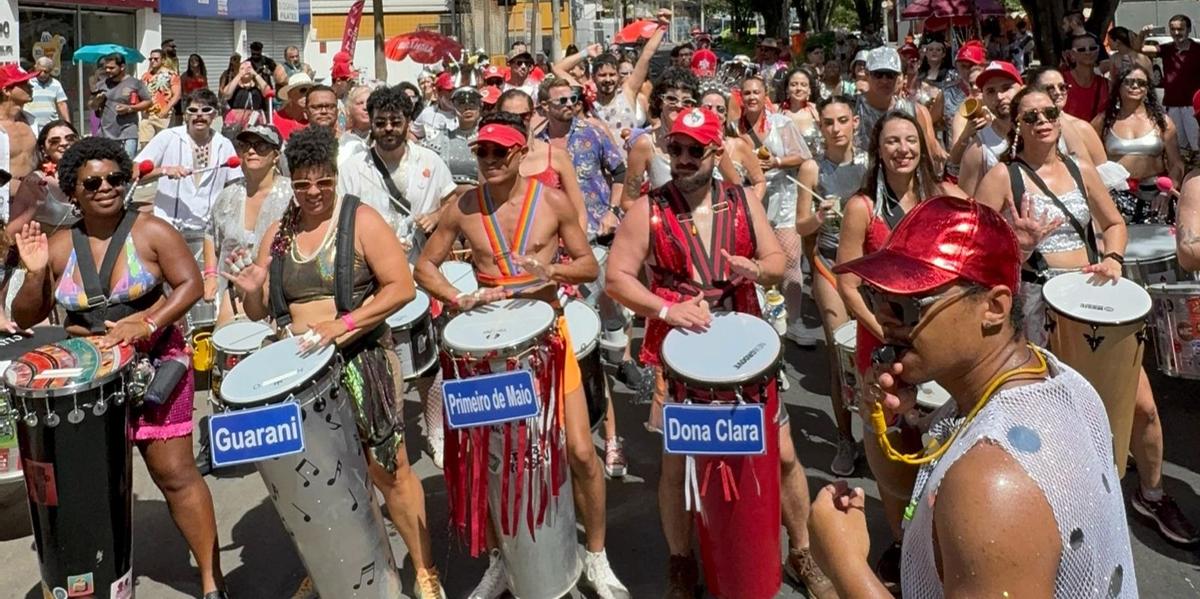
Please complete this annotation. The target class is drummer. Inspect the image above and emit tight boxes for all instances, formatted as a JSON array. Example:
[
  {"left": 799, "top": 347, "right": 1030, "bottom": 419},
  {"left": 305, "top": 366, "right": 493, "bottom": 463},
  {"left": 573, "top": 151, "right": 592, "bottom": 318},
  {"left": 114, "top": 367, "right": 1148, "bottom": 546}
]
[
  {"left": 811, "top": 196, "right": 1136, "bottom": 596},
  {"left": 202, "top": 124, "right": 290, "bottom": 327},
  {"left": 1178, "top": 93, "right": 1200, "bottom": 272},
  {"left": 412, "top": 112, "right": 629, "bottom": 599},
  {"left": 9, "top": 137, "right": 228, "bottom": 598},
  {"left": 605, "top": 107, "right": 835, "bottom": 598},
  {"left": 976, "top": 87, "right": 1199, "bottom": 545},
  {"left": 222, "top": 125, "right": 446, "bottom": 598}
]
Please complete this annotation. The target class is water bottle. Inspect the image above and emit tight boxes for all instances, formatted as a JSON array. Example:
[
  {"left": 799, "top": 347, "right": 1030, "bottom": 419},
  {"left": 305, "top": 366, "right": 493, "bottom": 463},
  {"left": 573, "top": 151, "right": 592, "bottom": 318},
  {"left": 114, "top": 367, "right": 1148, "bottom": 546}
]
[{"left": 764, "top": 288, "right": 787, "bottom": 336}]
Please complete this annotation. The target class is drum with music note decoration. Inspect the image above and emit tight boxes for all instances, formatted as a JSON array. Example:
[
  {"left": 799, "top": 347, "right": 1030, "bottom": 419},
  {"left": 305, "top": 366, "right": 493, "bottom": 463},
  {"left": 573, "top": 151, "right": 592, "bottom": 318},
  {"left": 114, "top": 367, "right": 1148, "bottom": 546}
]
[
  {"left": 220, "top": 337, "right": 400, "bottom": 597},
  {"left": 1043, "top": 272, "right": 1151, "bottom": 478}
]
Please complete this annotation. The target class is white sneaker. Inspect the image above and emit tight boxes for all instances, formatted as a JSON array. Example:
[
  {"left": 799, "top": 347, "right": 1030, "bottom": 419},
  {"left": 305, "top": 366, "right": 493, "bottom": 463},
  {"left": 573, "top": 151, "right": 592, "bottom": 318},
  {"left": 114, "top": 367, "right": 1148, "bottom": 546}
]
[
  {"left": 581, "top": 549, "right": 631, "bottom": 599},
  {"left": 830, "top": 436, "right": 859, "bottom": 477},
  {"left": 468, "top": 550, "right": 508, "bottom": 599}
]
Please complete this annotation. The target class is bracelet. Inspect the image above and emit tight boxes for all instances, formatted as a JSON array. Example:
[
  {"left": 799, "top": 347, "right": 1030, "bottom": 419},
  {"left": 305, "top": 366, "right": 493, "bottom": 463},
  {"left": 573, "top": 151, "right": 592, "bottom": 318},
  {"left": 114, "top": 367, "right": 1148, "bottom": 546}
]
[
  {"left": 203, "top": 267, "right": 217, "bottom": 276},
  {"left": 752, "top": 260, "right": 763, "bottom": 281},
  {"left": 340, "top": 313, "right": 357, "bottom": 332},
  {"left": 1103, "top": 252, "right": 1125, "bottom": 265},
  {"left": 657, "top": 301, "right": 673, "bottom": 320},
  {"left": 143, "top": 316, "right": 158, "bottom": 335}
]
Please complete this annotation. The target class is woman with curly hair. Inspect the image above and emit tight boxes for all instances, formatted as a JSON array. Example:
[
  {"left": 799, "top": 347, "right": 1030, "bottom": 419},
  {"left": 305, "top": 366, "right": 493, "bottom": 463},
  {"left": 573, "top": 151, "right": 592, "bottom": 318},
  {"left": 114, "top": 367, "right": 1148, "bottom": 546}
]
[
  {"left": 10, "top": 136, "right": 227, "bottom": 597},
  {"left": 222, "top": 126, "right": 445, "bottom": 598},
  {"left": 1093, "top": 64, "right": 1186, "bottom": 222}
]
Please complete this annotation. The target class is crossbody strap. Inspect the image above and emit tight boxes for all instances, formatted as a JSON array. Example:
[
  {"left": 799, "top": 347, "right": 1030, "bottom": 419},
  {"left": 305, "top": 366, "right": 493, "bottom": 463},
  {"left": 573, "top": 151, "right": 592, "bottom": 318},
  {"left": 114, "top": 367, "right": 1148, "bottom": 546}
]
[
  {"left": 70, "top": 208, "right": 138, "bottom": 306},
  {"left": 1012, "top": 158, "right": 1098, "bottom": 263},
  {"left": 370, "top": 149, "right": 412, "bottom": 217}
]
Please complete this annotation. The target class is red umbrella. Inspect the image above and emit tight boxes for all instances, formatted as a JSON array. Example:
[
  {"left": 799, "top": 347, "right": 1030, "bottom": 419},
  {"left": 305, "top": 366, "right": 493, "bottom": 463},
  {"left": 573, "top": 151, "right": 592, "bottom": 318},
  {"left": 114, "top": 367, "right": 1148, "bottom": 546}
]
[
  {"left": 901, "top": 0, "right": 1004, "bottom": 20},
  {"left": 614, "top": 20, "right": 661, "bottom": 44},
  {"left": 384, "top": 31, "right": 463, "bottom": 64}
]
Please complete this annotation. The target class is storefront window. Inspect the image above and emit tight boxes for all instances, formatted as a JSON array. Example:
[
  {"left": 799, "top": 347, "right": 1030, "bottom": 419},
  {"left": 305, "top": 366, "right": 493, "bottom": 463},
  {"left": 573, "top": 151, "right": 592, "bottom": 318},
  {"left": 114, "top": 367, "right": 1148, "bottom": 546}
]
[{"left": 19, "top": 6, "right": 136, "bottom": 128}]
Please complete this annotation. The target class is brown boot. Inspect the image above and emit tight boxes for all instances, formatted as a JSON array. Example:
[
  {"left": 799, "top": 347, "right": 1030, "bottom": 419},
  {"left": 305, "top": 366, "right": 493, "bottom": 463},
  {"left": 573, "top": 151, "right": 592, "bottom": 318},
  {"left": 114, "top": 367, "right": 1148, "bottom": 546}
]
[
  {"left": 786, "top": 547, "right": 839, "bottom": 599},
  {"left": 664, "top": 553, "right": 699, "bottom": 599}
]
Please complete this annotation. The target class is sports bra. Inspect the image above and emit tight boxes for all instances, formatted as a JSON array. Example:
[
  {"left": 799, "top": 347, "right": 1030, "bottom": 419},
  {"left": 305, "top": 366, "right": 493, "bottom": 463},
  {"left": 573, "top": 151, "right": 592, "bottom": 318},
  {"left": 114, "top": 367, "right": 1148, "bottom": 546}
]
[
  {"left": 55, "top": 234, "right": 161, "bottom": 310},
  {"left": 1105, "top": 128, "right": 1164, "bottom": 158},
  {"left": 280, "top": 225, "right": 374, "bottom": 306}
]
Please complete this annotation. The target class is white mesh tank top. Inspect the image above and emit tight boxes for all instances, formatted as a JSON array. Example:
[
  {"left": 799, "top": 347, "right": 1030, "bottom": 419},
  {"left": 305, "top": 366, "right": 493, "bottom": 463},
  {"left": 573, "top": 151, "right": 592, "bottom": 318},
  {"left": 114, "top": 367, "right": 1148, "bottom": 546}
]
[{"left": 901, "top": 351, "right": 1137, "bottom": 598}]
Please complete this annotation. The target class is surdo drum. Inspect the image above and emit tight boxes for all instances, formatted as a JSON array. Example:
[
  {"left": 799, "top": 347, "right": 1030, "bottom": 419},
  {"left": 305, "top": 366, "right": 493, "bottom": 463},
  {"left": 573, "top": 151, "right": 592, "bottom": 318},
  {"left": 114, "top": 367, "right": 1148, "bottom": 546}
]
[
  {"left": 4, "top": 337, "right": 135, "bottom": 597},
  {"left": 564, "top": 300, "right": 606, "bottom": 430},
  {"left": 1125, "top": 224, "right": 1184, "bottom": 286},
  {"left": 440, "top": 299, "right": 581, "bottom": 599},
  {"left": 1043, "top": 272, "right": 1151, "bottom": 478},
  {"left": 219, "top": 338, "right": 401, "bottom": 597},
  {"left": 1148, "top": 282, "right": 1200, "bottom": 380},
  {"left": 385, "top": 290, "right": 438, "bottom": 380},
  {"left": 209, "top": 320, "right": 274, "bottom": 398},
  {"left": 660, "top": 312, "right": 783, "bottom": 599}
]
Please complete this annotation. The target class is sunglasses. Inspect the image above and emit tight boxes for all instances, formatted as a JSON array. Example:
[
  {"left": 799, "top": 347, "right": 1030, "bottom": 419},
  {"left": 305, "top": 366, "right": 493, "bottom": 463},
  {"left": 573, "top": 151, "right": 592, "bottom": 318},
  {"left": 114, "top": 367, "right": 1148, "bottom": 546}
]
[
  {"left": 510, "top": 111, "right": 533, "bottom": 121},
  {"left": 291, "top": 177, "right": 336, "bottom": 193},
  {"left": 1042, "top": 83, "right": 1069, "bottom": 93},
  {"left": 548, "top": 95, "right": 579, "bottom": 107},
  {"left": 869, "top": 71, "right": 899, "bottom": 80},
  {"left": 666, "top": 142, "right": 712, "bottom": 160},
  {"left": 372, "top": 118, "right": 407, "bottom": 129},
  {"left": 861, "top": 285, "right": 969, "bottom": 328},
  {"left": 235, "top": 139, "right": 278, "bottom": 155},
  {"left": 1019, "top": 106, "right": 1061, "bottom": 124},
  {"left": 80, "top": 172, "right": 130, "bottom": 192},
  {"left": 1122, "top": 78, "right": 1149, "bottom": 90},
  {"left": 511, "top": 60, "right": 533, "bottom": 67},
  {"left": 453, "top": 98, "right": 481, "bottom": 108},
  {"left": 701, "top": 103, "right": 727, "bottom": 115},
  {"left": 47, "top": 134, "right": 78, "bottom": 147},
  {"left": 472, "top": 145, "right": 514, "bottom": 160},
  {"left": 1073, "top": 45, "right": 1099, "bottom": 53},
  {"left": 186, "top": 105, "right": 216, "bottom": 115},
  {"left": 661, "top": 94, "right": 697, "bottom": 108}
]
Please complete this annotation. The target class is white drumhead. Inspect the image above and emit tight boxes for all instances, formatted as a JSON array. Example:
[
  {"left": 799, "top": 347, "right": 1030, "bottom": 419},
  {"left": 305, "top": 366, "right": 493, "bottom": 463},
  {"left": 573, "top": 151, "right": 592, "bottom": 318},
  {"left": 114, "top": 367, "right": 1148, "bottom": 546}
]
[
  {"left": 212, "top": 320, "right": 274, "bottom": 353},
  {"left": 1125, "top": 224, "right": 1176, "bottom": 262},
  {"left": 1042, "top": 271, "right": 1152, "bottom": 325},
  {"left": 442, "top": 299, "right": 556, "bottom": 355},
  {"left": 592, "top": 246, "right": 608, "bottom": 265},
  {"left": 220, "top": 337, "right": 335, "bottom": 406},
  {"left": 563, "top": 300, "right": 601, "bottom": 355},
  {"left": 386, "top": 290, "right": 431, "bottom": 329},
  {"left": 833, "top": 321, "right": 857, "bottom": 350},
  {"left": 662, "top": 312, "right": 781, "bottom": 384},
  {"left": 440, "top": 261, "right": 479, "bottom": 295},
  {"left": 915, "top": 381, "right": 951, "bottom": 409}
]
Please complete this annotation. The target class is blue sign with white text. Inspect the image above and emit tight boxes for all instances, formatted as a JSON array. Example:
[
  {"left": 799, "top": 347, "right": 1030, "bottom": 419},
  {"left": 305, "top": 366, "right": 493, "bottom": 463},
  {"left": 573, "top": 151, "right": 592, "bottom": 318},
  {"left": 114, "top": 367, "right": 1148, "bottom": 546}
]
[
  {"left": 663, "top": 404, "right": 767, "bottom": 455},
  {"left": 209, "top": 402, "right": 305, "bottom": 467},
  {"left": 442, "top": 370, "right": 541, "bottom": 429},
  {"left": 158, "top": 0, "right": 273, "bottom": 21}
]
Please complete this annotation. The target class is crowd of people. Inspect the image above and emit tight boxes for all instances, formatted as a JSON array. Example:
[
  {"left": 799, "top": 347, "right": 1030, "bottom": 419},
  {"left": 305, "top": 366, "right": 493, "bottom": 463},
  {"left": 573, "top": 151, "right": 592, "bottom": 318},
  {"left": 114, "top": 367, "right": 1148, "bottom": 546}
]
[{"left": 0, "top": 7, "right": 1199, "bottom": 599}]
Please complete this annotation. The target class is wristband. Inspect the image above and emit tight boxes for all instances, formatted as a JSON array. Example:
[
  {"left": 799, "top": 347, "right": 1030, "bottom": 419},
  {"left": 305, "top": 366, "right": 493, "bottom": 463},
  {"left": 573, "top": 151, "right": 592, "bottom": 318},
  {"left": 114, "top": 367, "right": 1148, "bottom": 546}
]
[
  {"left": 143, "top": 316, "right": 158, "bottom": 335},
  {"left": 203, "top": 267, "right": 217, "bottom": 276},
  {"left": 340, "top": 313, "right": 357, "bottom": 332},
  {"left": 1104, "top": 252, "right": 1124, "bottom": 265},
  {"left": 657, "top": 301, "right": 673, "bottom": 321}
]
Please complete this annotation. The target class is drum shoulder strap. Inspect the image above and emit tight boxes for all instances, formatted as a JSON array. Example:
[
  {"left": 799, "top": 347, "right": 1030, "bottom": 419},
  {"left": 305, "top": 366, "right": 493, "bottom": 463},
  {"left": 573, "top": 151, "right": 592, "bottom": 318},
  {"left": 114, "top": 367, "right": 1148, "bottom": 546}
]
[
  {"left": 370, "top": 149, "right": 412, "bottom": 216},
  {"left": 71, "top": 208, "right": 139, "bottom": 306},
  {"left": 1012, "top": 159, "right": 1098, "bottom": 263},
  {"left": 334, "top": 195, "right": 366, "bottom": 316},
  {"left": 268, "top": 250, "right": 291, "bottom": 329}
]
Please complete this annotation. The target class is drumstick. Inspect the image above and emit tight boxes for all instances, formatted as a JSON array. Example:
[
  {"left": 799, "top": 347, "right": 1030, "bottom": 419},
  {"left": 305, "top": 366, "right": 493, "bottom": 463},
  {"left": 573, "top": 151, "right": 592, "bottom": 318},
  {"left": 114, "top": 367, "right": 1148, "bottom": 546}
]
[{"left": 786, "top": 175, "right": 843, "bottom": 217}]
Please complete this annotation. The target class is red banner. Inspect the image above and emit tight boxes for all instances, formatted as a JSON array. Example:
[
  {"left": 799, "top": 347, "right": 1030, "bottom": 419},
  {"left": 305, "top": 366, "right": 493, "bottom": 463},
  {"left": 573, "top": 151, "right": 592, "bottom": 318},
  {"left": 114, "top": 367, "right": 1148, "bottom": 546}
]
[{"left": 341, "top": 0, "right": 366, "bottom": 59}]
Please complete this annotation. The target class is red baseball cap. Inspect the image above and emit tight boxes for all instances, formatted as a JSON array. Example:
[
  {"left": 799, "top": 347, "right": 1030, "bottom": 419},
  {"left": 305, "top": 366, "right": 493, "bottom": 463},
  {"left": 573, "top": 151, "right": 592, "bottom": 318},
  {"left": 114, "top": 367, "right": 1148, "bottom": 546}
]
[
  {"left": 834, "top": 196, "right": 1020, "bottom": 295},
  {"left": 955, "top": 41, "right": 987, "bottom": 66},
  {"left": 899, "top": 43, "right": 920, "bottom": 60},
  {"left": 480, "top": 85, "right": 502, "bottom": 105},
  {"left": 0, "top": 64, "right": 36, "bottom": 90},
  {"left": 471, "top": 123, "right": 527, "bottom": 148},
  {"left": 975, "top": 61, "right": 1023, "bottom": 89},
  {"left": 669, "top": 108, "right": 724, "bottom": 147},
  {"left": 435, "top": 71, "right": 455, "bottom": 91},
  {"left": 483, "top": 65, "right": 505, "bottom": 82},
  {"left": 331, "top": 61, "right": 358, "bottom": 81},
  {"left": 691, "top": 50, "right": 718, "bottom": 78}
]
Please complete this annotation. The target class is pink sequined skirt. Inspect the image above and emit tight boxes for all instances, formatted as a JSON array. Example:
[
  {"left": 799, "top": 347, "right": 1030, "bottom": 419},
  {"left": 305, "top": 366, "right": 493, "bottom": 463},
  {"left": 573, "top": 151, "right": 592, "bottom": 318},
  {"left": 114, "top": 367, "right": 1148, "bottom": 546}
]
[{"left": 132, "top": 325, "right": 195, "bottom": 441}]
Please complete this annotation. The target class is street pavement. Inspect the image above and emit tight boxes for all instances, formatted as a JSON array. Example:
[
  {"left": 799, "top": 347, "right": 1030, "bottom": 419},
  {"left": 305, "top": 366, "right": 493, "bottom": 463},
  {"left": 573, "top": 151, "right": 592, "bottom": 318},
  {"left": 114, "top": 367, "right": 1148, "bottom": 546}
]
[{"left": 1, "top": 308, "right": 1199, "bottom": 597}]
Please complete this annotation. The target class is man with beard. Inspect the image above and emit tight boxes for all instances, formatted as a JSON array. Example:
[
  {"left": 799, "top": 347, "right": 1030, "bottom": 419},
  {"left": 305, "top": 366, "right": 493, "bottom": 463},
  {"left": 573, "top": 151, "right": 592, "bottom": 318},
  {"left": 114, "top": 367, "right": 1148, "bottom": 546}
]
[
  {"left": 606, "top": 107, "right": 835, "bottom": 598},
  {"left": 303, "top": 84, "right": 340, "bottom": 131},
  {"left": 248, "top": 41, "right": 288, "bottom": 91},
  {"left": 89, "top": 53, "right": 152, "bottom": 158},
  {"left": 952, "top": 61, "right": 1023, "bottom": 194},
  {"left": 856, "top": 47, "right": 946, "bottom": 165},
  {"left": 282, "top": 45, "right": 315, "bottom": 79},
  {"left": 811, "top": 196, "right": 1135, "bottom": 598},
  {"left": 413, "top": 111, "right": 629, "bottom": 599},
  {"left": 337, "top": 86, "right": 457, "bottom": 262},
  {"left": 553, "top": 12, "right": 664, "bottom": 147}
]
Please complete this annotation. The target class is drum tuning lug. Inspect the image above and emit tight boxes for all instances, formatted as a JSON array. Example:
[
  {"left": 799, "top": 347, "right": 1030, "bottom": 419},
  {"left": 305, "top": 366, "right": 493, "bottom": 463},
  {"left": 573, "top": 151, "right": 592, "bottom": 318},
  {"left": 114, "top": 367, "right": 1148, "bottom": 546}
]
[
  {"left": 23, "top": 411, "right": 37, "bottom": 427},
  {"left": 112, "top": 391, "right": 126, "bottom": 406},
  {"left": 67, "top": 408, "right": 85, "bottom": 425},
  {"left": 44, "top": 411, "right": 60, "bottom": 428},
  {"left": 314, "top": 397, "right": 326, "bottom": 413},
  {"left": 93, "top": 400, "right": 108, "bottom": 416}
]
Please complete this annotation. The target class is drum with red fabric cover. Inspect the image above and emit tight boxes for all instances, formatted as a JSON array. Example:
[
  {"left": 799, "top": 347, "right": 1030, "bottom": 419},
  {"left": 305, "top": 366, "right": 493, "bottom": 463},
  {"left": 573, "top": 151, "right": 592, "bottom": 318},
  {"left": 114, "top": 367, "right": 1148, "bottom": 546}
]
[{"left": 660, "top": 312, "right": 782, "bottom": 599}]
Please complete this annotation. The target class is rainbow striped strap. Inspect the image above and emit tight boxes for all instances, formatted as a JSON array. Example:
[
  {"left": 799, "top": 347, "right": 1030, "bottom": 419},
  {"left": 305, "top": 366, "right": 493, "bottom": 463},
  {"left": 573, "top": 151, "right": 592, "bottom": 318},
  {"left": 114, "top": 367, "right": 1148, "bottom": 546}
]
[{"left": 478, "top": 181, "right": 543, "bottom": 277}]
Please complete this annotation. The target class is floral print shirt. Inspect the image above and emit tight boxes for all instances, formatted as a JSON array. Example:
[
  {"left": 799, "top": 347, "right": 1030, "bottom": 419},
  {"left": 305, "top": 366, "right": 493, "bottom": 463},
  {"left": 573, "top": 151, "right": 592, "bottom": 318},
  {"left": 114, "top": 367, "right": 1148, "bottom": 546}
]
[{"left": 536, "top": 118, "right": 624, "bottom": 236}]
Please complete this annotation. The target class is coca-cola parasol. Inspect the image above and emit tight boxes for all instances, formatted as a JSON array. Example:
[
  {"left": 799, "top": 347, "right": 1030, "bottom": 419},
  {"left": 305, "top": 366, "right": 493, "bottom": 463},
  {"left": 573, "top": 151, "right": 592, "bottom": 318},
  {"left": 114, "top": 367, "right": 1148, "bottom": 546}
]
[
  {"left": 384, "top": 31, "right": 463, "bottom": 64},
  {"left": 614, "top": 20, "right": 662, "bottom": 44}
]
